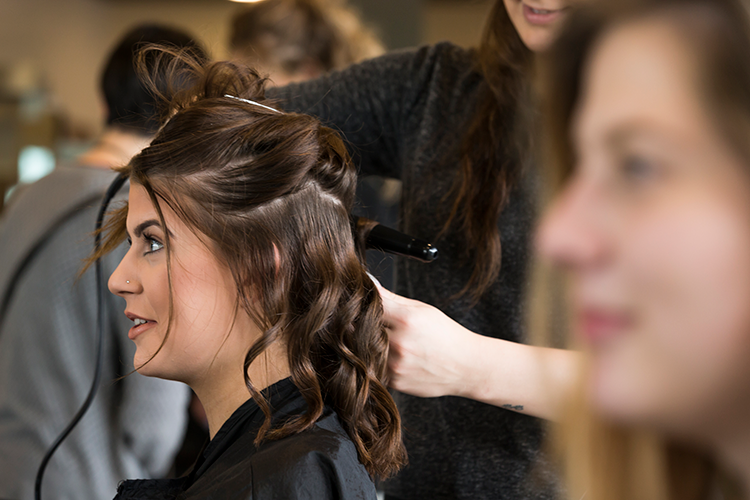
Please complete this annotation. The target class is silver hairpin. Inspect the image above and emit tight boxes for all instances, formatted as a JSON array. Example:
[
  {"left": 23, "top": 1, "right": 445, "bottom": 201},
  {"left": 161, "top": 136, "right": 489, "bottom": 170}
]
[{"left": 224, "top": 94, "right": 282, "bottom": 114}]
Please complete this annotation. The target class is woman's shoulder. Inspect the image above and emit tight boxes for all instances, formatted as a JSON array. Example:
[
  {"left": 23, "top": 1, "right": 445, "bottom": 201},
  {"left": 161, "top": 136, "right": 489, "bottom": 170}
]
[
  {"left": 255, "top": 408, "right": 368, "bottom": 470},
  {"left": 415, "top": 41, "right": 477, "bottom": 71},
  {"left": 250, "top": 409, "right": 376, "bottom": 498},
  {"left": 271, "top": 41, "right": 478, "bottom": 107},
  {"left": 373, "top": 41, "right": 475, "bottom": 68},
  {"left": 357, "top": 41, "right": 478, "bottom": 88},
  {"left": 181, "top": 408, "right": 376, "bottom": 499}
]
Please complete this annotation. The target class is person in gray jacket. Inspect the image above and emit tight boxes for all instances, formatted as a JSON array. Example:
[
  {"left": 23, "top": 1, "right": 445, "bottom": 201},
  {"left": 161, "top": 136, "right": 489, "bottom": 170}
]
[{"left": 0, "top": 25, "right": 206, "bottom": 500}]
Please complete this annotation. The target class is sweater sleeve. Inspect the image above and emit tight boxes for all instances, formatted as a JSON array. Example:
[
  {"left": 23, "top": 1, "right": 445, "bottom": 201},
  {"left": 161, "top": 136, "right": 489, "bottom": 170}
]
[{"left": 269, "top": 42, "right": 470, "bottom": 180}]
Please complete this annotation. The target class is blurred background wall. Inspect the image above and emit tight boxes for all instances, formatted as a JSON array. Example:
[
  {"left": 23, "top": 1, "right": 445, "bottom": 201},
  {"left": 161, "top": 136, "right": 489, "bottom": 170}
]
[{"left": 0, "top": 0, "right": 492, "bottom": 201}]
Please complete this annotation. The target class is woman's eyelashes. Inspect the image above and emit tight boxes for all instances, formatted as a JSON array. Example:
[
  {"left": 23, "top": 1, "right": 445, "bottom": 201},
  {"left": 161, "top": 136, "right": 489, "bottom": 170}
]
[
  {"left": 125, "top": 233, "right": 164, "bottom": 255},
  {"left": 143, "top": 233, "right": 164, "bottom": 255}
]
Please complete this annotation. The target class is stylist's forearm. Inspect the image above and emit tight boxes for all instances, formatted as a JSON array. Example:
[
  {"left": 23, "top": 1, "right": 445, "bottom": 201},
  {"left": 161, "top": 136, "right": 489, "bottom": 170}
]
[{"left": 458, "top": 337, "right": 581, "bottom": 421}]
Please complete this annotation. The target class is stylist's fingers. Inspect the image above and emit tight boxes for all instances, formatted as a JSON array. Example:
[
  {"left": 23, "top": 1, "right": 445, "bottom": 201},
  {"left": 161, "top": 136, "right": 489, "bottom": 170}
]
[
  {"left": 365, "top": 274, "right": 440, "bottom": 386},
  {"left": 368, "top": 274, "right": 421, "bottom": 329},
  {"left": 377, "top": 294, "right": 439, "bottom": 394}
]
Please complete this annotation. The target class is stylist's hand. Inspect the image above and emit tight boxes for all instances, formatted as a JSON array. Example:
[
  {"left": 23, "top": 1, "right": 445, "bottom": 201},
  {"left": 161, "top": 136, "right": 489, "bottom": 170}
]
[{"left": 376, "top": 284, "right": 480, "bottom": 398}]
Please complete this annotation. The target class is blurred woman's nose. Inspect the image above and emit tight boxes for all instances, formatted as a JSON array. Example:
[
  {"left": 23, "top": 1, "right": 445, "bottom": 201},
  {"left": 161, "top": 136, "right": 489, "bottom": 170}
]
[
  {"left": 536, "top": 176, "right": 610, "bottom": 269},
  {"left": 108, "top": 250, "right": 141, "bottom": 297}
]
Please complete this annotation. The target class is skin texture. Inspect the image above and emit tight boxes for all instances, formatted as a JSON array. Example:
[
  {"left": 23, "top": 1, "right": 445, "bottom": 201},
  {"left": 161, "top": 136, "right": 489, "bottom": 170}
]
[
  {"left": 537, "top": 19, "right": 750, "bottom": 486},
  {"left": 109, "top": 183, "right": 290, "bottom": 437}
]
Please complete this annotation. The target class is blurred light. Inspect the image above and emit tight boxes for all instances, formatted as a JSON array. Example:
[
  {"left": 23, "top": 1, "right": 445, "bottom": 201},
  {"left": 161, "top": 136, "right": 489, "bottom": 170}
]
[
  {"left": 4, "top": 186, "right": 16, "bottom": 205},
  {"left": 229, "top": 0, "right": 266, "bottom": 2},
  {"left": 18, "top": 145, "right": 55, "bottom": 184}
]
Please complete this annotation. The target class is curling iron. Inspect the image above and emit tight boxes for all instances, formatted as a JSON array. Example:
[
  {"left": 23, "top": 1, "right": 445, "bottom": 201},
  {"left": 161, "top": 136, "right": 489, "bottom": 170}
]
[{"left": 350, "top": 215, "right": 438, "bottom": 263}]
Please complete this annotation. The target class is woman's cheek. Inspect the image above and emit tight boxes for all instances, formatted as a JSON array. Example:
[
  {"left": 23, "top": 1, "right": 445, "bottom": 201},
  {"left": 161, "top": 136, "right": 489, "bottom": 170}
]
[{"left": 601, "top": 191, "right": 750, "bottom": 426}]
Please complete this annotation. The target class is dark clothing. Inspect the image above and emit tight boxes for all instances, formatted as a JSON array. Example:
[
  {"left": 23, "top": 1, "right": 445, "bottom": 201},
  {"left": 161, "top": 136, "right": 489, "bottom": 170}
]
[
  {"left": 271, "top": 43, "right": 552, "bottom": 499},
  {"left": 114, "top": 378, "right": 376, "bottom": 500}
]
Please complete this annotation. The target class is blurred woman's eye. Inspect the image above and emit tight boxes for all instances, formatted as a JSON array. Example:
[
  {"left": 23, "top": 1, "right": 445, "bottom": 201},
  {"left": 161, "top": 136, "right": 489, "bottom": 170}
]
[{"left": 620, "top": 154, "right": 658, "bottom": 183}]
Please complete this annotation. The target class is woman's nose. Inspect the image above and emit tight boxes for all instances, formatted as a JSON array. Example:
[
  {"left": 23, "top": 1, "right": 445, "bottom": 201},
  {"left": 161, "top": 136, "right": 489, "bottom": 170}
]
[
  {"left": 536, "top": 178, "right": 610, "bottom": 270},
  {"left": 108, "top": 251, "right": 142, "bottom": 296}
]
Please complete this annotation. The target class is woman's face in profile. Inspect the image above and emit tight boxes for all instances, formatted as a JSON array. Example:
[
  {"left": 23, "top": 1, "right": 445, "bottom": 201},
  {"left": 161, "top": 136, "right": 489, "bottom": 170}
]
[
  {"left": 109, "top": 183, "right": 257, "bottom": 385},
  {"left": 538, "top": 18, "right": 750, "bottom": 439}
]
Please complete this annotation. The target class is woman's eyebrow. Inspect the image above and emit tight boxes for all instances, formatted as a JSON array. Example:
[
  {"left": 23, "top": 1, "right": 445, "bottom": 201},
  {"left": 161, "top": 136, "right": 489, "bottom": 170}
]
[
  {"left": 131, "top": 219, "right": 171, "bottom": 239},
  {"left": 604, "top": 120, "right": 679, "bottom": 150}
]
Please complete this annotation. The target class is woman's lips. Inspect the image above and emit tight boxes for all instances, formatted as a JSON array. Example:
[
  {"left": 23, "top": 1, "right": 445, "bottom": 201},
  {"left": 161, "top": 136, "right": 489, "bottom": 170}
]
[
  {"left": 522, "top": 3, "right": 567, "bottom": 25},
  {"left": 128, "top": 320, "right": 156, "bottom": 340},
  {"left": 578, "top": 309, "right": 633, "bottom": 346},
  {"left": 125, "top": 312, "right": 157, "bottom": 340}
]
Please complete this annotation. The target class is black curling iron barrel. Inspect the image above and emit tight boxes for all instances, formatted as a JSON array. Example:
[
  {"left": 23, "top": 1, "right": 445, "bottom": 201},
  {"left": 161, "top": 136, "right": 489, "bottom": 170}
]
[{"left": 351, "top": 215, "right": 438, "bottom": 263}]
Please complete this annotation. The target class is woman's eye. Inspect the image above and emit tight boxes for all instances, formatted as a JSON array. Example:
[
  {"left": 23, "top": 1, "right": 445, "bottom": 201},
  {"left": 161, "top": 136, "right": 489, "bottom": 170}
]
[
  {"left": 621, "top": 155, "right": 656, "bottom": 182},
  {"left": 145, "top": 238, "right": 164, "bottom": 254}
]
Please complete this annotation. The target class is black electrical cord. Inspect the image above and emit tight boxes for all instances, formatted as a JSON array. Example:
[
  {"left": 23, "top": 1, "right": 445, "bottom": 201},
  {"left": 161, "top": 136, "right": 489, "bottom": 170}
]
[{"left": 34, "top": 173, "right": 127, "bottom": 500}]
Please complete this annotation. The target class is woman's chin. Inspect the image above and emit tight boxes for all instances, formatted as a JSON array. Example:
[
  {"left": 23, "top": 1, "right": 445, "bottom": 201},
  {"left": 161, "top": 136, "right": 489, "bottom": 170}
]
[
  {"left": 588, "top": 380, "right": 666, "bottom": 432},
  {"left": 133, "top": 353, "right": 188, "bottom": 384},
  {"left": 588, "top": 366, "right": 645, "bottom": 424},
  {"left": 521, "top": 29, "right": 557, "bottom": 52},
  {"left": 133, "top": 352, "right": 161, "bottom": 377}
]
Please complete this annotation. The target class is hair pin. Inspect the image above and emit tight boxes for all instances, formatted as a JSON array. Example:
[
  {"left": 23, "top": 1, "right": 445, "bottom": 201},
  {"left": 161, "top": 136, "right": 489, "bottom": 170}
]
[{"left": 224, "top": 94, "right": 282, "bottom": 114}]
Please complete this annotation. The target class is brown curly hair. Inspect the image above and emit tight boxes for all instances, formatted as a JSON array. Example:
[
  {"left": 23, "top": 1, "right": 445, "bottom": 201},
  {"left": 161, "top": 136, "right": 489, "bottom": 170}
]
[{"left": 92, "top": 47, "right": 406, "bottom": 479}]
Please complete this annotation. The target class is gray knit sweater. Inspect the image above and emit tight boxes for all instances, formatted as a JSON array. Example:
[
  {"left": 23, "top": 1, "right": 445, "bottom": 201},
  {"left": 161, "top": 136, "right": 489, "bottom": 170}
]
[
  {"left": 272, "top": 43, "right": 553, "bottom": 500},
  {"left": 0, "top": 165, "right": 190, "bottom": 500}
]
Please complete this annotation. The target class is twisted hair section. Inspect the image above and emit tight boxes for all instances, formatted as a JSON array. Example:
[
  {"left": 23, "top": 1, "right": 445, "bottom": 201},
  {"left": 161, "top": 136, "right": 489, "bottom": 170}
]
[{"left": 90, "top": 47, "right": 405, "bottom": 478}]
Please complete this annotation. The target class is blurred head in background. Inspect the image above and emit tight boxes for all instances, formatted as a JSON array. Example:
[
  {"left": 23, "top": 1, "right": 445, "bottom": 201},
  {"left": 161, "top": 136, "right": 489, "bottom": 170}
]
[
  {"left": 101, "top": 24, "right": 208, "bottom": 136},
  {"left": 537, "top": 0, "right": 750, "bottom": 496},
  {"left": 76, "top": 24, "right": 207, "bottom": 170},
  {"left": 228, "top": 0, "right": 384, "bottom": 85}
]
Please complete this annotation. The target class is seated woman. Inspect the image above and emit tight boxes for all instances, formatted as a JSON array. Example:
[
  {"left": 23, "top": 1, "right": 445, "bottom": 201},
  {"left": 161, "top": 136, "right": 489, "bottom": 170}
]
[
  {"left": 92, "top": 50, "right": 406, "bottom": 499},
  {"left": 536, "top": 0, "right": 750, "bottom": 497}
]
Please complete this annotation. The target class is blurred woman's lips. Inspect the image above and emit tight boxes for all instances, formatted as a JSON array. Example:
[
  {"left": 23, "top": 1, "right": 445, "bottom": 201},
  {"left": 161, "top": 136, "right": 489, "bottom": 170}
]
[
  {"left": 522, "top": 3, "right": 567, "bottom": 25},
  {"left": 578, "top": 308, "right": 634, "bottom": 346}
]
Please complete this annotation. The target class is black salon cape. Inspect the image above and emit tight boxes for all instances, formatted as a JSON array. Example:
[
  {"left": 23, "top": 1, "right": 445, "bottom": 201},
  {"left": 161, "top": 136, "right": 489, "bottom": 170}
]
[{"left": 113, "top": 378, "right": 377, "bottom": 499}]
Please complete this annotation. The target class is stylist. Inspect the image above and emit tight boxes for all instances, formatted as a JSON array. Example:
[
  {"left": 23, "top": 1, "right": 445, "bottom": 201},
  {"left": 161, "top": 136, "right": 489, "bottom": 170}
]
[{"left": 271, "top": 1, "right": 577, "bottom": 499}]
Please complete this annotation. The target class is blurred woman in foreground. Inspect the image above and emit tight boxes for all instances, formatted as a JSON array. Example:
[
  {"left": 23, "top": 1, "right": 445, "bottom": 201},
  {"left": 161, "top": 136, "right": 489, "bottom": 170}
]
[{"left": 537, "top": 0, "right": 750, "bottom": 497}]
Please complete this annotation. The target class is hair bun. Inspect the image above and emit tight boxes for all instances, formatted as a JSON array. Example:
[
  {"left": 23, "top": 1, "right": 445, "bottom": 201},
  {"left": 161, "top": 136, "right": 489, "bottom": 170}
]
[{"left": 136, "top": 45, "right": 270, "bottom": 127}]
